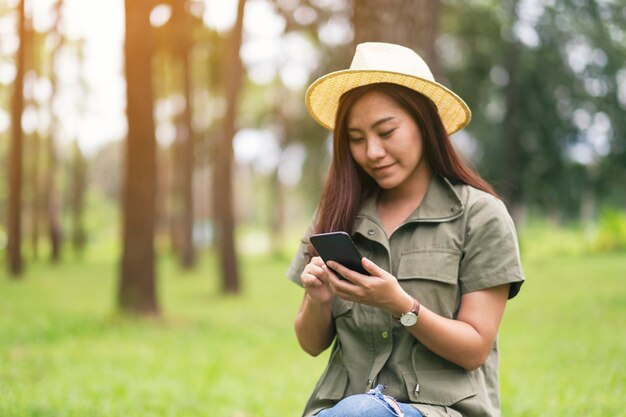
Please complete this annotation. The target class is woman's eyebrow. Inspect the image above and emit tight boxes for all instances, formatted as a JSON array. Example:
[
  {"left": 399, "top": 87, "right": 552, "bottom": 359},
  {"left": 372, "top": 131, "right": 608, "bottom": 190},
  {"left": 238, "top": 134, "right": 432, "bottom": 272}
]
[{"left": 347, "top": 116, "right": 396, "bottom": 132}]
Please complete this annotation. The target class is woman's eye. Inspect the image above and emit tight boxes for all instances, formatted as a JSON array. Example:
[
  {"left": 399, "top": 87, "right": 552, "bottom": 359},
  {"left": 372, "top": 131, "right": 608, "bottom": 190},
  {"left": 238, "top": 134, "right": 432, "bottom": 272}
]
[
  {"left": 349, "top": 136, "right": 364, "bottom": 143},
  {"left": 379, "top": 129, "right": 395, "bottom": 138}
]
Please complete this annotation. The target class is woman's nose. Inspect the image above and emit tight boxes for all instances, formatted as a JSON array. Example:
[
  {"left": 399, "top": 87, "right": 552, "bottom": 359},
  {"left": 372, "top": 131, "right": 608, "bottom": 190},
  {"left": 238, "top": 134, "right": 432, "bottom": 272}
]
[{"left": 366, "top": 139, "right": 385, "bottom": 160}]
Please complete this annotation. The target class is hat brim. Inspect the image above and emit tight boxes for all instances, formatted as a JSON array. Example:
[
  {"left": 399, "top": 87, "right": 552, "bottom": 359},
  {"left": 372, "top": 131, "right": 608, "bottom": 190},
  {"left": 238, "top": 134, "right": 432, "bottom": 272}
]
[{"left": 305, "top": 69, "right": 471, "bottom": 135}]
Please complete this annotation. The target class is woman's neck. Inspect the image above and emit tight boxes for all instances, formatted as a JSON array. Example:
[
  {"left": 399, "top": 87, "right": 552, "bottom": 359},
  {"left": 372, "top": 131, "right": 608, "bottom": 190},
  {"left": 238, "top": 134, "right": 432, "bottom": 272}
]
[{"left": 377, "top": 168, "right": 432, "bottom": 237}]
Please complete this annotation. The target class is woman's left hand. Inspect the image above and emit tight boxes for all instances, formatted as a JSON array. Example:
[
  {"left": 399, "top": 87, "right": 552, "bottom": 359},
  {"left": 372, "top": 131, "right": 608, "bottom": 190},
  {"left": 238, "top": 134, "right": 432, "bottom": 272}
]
[{"left": 325, "top": 257, "right": 413, "bottom": 316}]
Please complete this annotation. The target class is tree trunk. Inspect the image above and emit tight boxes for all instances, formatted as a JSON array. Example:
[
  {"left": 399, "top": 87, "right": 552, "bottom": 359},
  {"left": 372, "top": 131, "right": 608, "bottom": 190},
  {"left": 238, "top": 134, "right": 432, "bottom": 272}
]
[
  {"left": 46, "top": 123, "right": 62, "bottom": 263},
  {"left": 501, "top": 0, "right": 524, "bottom": 221},
  {"left": 71, "top": 22, "right": 88, "bottom": 256},
  {"left": 46, "top": 0, "right": 64, "bottom": 263},
  {"left": 30, "top": 132, "right": 41, "bottom": 260},
  {"left": 352, "top": 0, "right": 442, "bottom": 78},
  {"left": 212, "top": 0, "right": 246, "bottom": 293},
  {"left": 168, "top": 143, "right": 182, "bottom": 255},
  {"left": 118, "top": 0, "right": 159, "bottom": 315},
  {"left": 6, "top": 0, "right": 27, "bottom": 277},
  {"left": 25, "top": 23, "right": 40, "bottom": 261},
  {"left": 70, "top": 141, "right": 87, "bottom": 255},
  {"left": 171, "top": 0, "right": 195, "bottom": 269},
  {"left": 179, "top": 54, "right": 196, "bottom": 268}
]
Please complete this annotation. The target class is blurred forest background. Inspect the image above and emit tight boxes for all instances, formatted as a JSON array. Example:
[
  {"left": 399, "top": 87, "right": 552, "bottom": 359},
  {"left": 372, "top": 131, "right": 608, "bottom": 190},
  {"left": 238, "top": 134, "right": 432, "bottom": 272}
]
[
  {"left": 2, "top": 0, "right": 625, "bottom": 309},
  {"left": 1, "top": 1, "right": 626, "bottom": 416}
]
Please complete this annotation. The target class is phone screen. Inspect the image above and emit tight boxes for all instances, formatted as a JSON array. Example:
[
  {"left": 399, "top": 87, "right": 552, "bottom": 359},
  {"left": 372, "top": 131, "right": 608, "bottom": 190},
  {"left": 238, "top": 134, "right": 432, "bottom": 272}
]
[{"left": 309, "top": 231, "right": 368, "bottom": 280}]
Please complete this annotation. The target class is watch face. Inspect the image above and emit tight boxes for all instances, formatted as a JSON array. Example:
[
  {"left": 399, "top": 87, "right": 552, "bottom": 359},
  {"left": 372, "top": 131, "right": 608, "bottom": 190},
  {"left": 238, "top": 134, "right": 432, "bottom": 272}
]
[{"left": 400, "top": 312, "right": 417, "bottom": 327}]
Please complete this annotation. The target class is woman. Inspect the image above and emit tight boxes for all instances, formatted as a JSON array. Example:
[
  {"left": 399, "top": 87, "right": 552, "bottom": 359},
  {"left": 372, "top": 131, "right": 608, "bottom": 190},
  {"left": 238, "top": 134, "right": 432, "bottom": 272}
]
[{"left": 286, "top": 42, "right": 524, "bottom": 417}]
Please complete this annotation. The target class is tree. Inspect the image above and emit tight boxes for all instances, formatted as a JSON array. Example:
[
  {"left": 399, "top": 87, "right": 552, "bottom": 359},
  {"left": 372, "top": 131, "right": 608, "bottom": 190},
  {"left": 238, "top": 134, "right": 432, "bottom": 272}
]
[
  {"left": 352, "top": 0, "right": 442, "bottom": 77},
  {"left": 500, "top": 0, "right": 524, "bottom": 217},
  {"left": 70, "top": 36, "right": 88, "bottom": 256},
  {"left": 6, "top": 0, "right": 27, "bottom": 277},
  {"left": 69, "top": 141, "right": 87, "bottom": 255},
  {"left": 212, "top": 0, "right": 246, "bottom": 293},
  {"left": 118, "top": 0, "right": 159, "bottom": 314},
  {"left": 441, "top": 0, "right": 626, "bottom": 221},
  {"left": 170, "top": 0, "right": 196, "bottom": 269},
  {"left": 45, "top": 0, "right": 64, "bottom": 262},
  {"left": 24, "top": 17, "right": 41, "bottom": 260},
  {"left": 272, "top": 0, "right": 352, "bottom": 214}
]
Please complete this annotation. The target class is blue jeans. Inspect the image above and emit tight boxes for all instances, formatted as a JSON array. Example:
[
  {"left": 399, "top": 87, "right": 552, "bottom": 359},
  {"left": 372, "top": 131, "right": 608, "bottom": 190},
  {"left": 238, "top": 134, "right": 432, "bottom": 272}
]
[{"left": 316, "top": 385, "right": 423, "bottom": 417}]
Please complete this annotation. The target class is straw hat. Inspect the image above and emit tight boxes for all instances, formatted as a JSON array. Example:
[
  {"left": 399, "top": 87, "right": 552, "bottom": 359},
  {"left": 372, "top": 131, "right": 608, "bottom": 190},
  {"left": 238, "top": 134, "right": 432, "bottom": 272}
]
[{"left": 305, "top": 42, "right": 471, "bottom": 135}]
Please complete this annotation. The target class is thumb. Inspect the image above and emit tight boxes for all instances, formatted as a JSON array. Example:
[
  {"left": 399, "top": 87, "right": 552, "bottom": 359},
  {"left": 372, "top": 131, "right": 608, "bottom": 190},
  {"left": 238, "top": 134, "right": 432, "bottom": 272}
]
[{"left": 361, "top": 257, "right": 385, "bottom": 276}]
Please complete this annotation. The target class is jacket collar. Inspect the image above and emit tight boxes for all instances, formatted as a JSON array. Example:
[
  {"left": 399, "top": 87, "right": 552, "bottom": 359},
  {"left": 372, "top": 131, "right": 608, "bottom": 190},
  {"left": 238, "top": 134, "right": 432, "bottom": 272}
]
[{"left": 353, "top": 175, "right": 464, "bottom": 236}]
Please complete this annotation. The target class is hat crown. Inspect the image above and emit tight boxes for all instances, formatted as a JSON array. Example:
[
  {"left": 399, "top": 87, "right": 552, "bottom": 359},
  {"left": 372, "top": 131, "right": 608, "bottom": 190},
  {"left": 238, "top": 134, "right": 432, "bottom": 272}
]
[
  {"left": 349, "top": 42, "right": 435, "bottom": 82},
  {"left": 305, "top": 42, "right": 470, "bottom": 134}
]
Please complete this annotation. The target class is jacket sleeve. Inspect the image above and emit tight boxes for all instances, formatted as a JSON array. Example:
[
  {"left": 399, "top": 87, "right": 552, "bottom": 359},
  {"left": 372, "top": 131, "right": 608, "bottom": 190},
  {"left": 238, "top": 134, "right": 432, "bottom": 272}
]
[
  {"left": 458, "top": 196, "right": 524, "bottom": 299},
  {"left": 285, "top": 222, "right": 315, "bottom": 288}
]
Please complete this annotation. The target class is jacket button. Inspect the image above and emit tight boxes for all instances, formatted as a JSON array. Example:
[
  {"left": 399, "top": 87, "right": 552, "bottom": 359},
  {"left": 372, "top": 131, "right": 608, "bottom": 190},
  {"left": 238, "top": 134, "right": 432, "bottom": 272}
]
[
  {"left": 367, "top": 229, "right": 375, "bottom": 236},
  {"left": 381, "top": 330, "right": 389, "bottom": 339}
]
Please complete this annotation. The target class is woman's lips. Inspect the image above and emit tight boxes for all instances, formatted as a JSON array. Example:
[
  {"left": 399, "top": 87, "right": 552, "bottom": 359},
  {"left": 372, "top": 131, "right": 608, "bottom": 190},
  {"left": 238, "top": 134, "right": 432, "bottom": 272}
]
[{"left": 372, "top": 162, "right": 396, "bottom": 174}]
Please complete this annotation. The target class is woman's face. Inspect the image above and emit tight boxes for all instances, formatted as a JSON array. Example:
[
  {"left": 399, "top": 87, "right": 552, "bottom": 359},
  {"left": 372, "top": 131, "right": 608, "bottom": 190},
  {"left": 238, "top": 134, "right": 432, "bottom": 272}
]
[{"left": 346, "top": 90, "right": 430, "bottom": 193}]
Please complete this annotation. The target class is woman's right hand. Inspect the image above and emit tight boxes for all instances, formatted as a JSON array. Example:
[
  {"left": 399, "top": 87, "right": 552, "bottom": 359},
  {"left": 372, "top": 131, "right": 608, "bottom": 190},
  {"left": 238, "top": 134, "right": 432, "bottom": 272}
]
[
  {"left": 301, "top": 256, "right": 334, "bottom": 306},
  {"left": 296, "top": 256, "right": 336, "bottom": 356}
]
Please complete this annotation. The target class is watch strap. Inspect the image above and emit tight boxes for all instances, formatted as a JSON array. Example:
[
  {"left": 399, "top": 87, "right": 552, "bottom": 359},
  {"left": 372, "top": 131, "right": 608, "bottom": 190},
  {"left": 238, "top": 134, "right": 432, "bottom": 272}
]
[{"left": 393, "top": 297, "right": 420, "bottom": 322}]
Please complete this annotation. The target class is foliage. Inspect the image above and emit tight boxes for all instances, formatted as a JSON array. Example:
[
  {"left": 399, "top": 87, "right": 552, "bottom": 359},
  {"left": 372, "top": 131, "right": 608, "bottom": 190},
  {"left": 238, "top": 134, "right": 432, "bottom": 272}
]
[
  {"left": 441, "top": 0, "right": 626, "bottom": 217},
  {"left": 517, "top": 210, "right": 626, "bottom": 257},
  {"left": 592, "top": 208, "right": 626, "bottom": 251},
  {"left": 2, "top": 240, "right": 625, "bottom": 416},
  {"left": 517, "top": 220, "right": 591, "bottom": 259}
]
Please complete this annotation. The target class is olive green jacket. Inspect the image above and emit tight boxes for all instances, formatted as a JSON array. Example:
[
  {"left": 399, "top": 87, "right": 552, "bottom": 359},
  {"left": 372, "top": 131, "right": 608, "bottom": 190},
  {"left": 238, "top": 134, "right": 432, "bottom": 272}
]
[{"left": 287, "top": 176, "right": 524, "bottom": 417}]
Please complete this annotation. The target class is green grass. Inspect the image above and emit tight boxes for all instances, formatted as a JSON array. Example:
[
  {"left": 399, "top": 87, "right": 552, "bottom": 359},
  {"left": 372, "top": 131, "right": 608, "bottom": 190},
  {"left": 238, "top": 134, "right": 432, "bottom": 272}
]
[
  {"left": 499, "top": 252, "right": 626, "bottom": 416},
  {"left": 1, "top": 246, "right": 625, "bottom": 416},
  {"left": 1, "top": 252, "right": 325, "bottom": 417}
]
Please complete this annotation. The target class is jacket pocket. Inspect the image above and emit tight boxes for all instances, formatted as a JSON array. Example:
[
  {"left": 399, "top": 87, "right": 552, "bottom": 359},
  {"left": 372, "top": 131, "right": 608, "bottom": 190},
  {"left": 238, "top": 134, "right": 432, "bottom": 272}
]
[
  {"left": 402, "top": 368, "right": 476, "bottom": 406},
  {"left": 397, "top": 249, "right": 460, "bottom": 283},
  {"left": 396, "top": 249, "right": 461, "bottom": 317}
]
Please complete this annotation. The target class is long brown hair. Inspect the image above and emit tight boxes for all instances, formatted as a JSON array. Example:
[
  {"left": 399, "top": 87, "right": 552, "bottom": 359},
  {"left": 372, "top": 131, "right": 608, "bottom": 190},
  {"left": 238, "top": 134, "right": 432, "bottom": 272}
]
[{"left": 313, "top": 82, "right": 498, "bottom": 236}]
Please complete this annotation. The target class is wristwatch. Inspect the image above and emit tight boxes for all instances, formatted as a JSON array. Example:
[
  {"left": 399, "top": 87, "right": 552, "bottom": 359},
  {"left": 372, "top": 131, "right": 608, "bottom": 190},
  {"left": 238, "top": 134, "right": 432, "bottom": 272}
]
[{"left": 399, "top": 298, "right": 420, "bottom": 327}]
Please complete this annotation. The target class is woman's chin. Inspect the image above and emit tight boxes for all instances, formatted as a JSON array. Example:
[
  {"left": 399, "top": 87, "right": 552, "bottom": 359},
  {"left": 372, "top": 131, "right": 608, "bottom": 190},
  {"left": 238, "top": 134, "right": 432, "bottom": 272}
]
[{"left": 374, "top": 179, "right": 400, "bottom": 190}]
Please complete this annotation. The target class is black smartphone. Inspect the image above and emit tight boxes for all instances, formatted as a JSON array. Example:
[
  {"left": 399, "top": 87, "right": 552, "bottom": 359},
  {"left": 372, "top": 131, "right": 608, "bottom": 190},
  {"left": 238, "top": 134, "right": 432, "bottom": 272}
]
[{"left": 309, "top": 231, "right": 368, "bottom": 280}]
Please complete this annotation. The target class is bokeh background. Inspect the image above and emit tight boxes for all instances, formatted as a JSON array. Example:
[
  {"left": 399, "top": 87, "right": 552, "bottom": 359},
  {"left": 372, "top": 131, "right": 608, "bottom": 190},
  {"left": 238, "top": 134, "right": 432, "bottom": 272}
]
[{"left": 1, "top": 0, "right": 625, "bottom": 416}]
